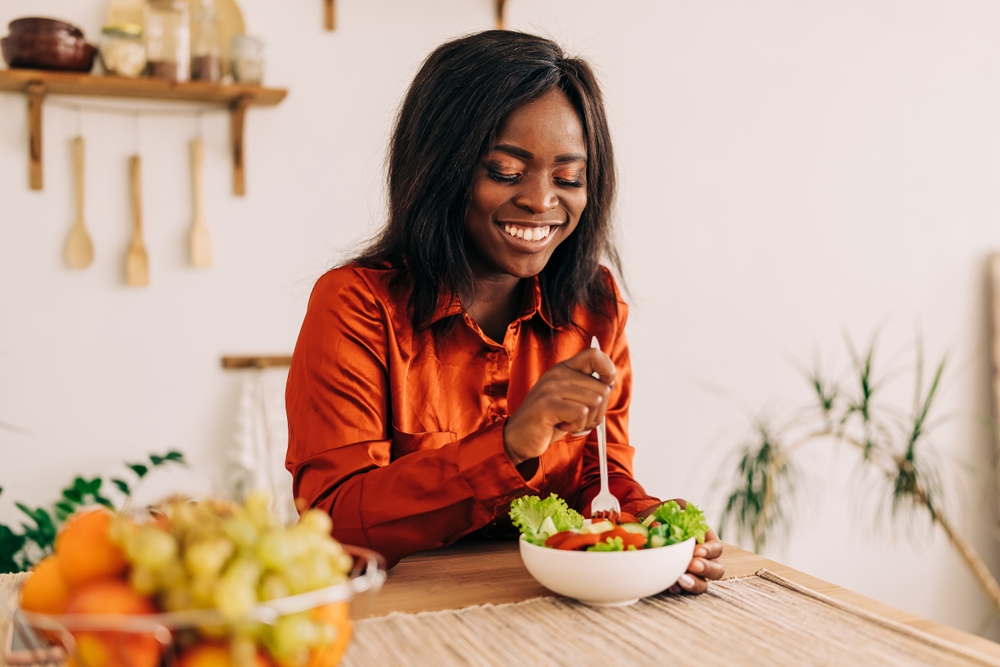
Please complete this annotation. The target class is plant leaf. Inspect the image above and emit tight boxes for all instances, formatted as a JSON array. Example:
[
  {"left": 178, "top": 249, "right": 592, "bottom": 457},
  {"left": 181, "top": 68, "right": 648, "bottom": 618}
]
[
  {"left": 128, "top": 463, "right": 149, "bottom": 478},
  {"left": 150, "top": 455, "right": 165, "bottom": 466},
  {"left": 111, "top": 478, "right": 131, "bottom": 496},
  {"left": 165, "top": 451, "right": 185, "bottom": 462}
]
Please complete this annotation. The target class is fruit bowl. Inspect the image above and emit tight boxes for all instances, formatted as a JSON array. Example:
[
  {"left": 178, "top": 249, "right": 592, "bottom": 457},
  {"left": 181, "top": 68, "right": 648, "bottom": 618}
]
[
  {"left": 519, "top": 535, "right": 696, "bottom": 606},
  {"left": 12, "top": 544, "right": 384, "bottom": 667}
]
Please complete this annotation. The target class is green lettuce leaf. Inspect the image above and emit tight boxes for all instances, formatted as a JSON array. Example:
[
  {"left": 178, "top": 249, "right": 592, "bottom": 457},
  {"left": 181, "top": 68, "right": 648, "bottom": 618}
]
[
  {"left": 649, "top": 501, "right": 710, "bottom": 545},
  {"left": 509, "top": 494, "right": 584, "bottom": 545},
  {"left": 587, "top": 536, "right": 638, "bottom": 552}
]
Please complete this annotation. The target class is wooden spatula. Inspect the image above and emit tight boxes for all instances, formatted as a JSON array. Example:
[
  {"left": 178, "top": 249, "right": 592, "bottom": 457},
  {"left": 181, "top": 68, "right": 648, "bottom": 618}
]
[
  {"left": 126, "top": 155, "right": 149, "bottom": 286},
  {"left": 65, "top": 136, "right": 94, "bottom": 269},
  {"left": 189, "top": 138, "right": 212, "bottom": 268}
]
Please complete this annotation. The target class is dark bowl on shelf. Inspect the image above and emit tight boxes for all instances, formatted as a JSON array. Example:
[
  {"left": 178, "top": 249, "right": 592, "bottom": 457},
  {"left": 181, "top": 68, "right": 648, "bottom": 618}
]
[
  {"left": 1, "top": 31, "right": 96, "bottom": 72},
  {"left": 8, "top": 17, "right": 84, "bottom": 39}
]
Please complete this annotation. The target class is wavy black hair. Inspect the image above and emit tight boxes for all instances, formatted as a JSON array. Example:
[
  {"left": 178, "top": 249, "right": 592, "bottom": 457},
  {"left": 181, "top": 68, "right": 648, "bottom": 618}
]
[{"left": 357, "top": 30, "right": 621, "bottom": 329}]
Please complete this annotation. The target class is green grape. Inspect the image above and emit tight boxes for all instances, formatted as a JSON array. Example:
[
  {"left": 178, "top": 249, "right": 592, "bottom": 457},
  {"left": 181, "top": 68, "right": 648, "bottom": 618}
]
[
  {"left": 230, "top": 635, "right": 259, "bottom": 667},
  {"left": 158, "top": 560, "right": 187, "bottom": 589},
  {"left": 258, "top": 573, "right": 291, "bottom": 602},
  {"left": 245, "top": 492, "right": 280, "bottom": 531},
  {"left": 256, "top": 530, "right": 308, "bottom": 571},
  {"left": 214, "top": 574, "right": 258, "bottom": 621},
  {"left": 127, "top": 525, "right": 179, "bottom": 571},
  {"left": 224, "top": 557, "right": 262, "bottom": 586},
  {"left": 190, "top": 574, "right": 218, "bottom": 608},
  {"left": 223, "top": 513, "right": 261, "bottom": 552},
  {"left": 272, "top": 612, "right": 322, "bottom": 657},
  {"left": 296, "top": 510, "right": 332, "bottom": 536},
  {"left": 129, "top": 565, "right": 159, "bottom": 596},
  {"left": 160, "top": 583, "right": 195, "bottom": 612},
  {"left": 298, "top": 552, "right": 336, "bottom": 591},
  {"left": 184, "top": 536, "right": 235, "bottom": 578}
]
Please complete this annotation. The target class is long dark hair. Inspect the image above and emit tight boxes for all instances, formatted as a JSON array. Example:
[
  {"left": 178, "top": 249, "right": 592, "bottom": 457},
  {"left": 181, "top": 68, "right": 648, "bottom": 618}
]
[{"left": 357, "top": 30, "right": 621, "bottom": 329}]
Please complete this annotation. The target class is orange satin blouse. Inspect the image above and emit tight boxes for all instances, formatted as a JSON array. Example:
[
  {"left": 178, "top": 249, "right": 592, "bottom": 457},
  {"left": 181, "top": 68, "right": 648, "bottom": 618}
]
[{"left": 285, "top": 263, "right": 660, "bottom": 567}]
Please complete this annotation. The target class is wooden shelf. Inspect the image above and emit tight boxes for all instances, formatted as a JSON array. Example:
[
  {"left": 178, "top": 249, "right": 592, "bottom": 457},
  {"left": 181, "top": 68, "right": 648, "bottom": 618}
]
[
  {"left": 0, "top": 68, "right": 288, "bottom": 195},
  {"left": 221, "top": 355, "right": 293, "bottom": 369}
]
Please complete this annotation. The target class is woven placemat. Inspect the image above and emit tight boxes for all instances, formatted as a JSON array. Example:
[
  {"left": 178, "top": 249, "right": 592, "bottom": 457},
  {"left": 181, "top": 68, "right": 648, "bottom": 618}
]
[{"left": 340, "top": 569, "right": 1000, "bottom": 667}]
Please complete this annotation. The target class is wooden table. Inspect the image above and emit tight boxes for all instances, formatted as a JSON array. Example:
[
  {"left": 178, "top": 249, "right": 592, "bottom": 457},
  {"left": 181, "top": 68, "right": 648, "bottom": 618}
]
[{"left": 359, "top": 540, "right": 1000, "bottom": 660}]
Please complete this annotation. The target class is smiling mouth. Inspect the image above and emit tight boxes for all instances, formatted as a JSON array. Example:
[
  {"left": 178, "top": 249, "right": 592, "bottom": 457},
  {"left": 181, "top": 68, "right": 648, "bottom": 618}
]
[{"left": 500, "top": 222, "right": 556, "bottom": 242}]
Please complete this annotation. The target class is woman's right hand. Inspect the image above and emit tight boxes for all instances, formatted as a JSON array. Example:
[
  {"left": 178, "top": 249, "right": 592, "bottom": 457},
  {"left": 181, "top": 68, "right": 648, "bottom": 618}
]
[{"left": 502, "top": 347, "right": 616, "bottom": 466}]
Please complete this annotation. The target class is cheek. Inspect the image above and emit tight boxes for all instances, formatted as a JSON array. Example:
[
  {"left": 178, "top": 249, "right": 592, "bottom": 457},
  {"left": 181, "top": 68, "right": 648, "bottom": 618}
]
[{"left": 469, "top": 178, "right": 508, "bottom": 216}]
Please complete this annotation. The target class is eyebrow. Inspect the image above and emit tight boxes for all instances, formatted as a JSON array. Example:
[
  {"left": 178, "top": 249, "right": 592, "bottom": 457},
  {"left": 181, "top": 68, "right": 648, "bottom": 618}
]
[{"left": 491, "top": 143, "right": 587, "bottom": 164}]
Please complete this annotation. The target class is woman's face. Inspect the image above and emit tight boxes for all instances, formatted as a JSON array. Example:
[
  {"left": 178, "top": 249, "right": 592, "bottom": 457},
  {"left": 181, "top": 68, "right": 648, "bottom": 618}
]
[{"left": 465, "top": 88, "right": 588, "bottom": 281}]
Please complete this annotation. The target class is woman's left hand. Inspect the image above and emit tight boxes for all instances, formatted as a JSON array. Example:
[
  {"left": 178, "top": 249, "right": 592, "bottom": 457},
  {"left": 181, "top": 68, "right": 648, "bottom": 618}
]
[{"left": 637, "top": 498, "right": 725, "bottom": 595}]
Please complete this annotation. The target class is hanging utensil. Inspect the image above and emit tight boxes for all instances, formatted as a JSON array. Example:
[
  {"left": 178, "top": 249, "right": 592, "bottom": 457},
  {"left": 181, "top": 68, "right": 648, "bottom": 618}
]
[
  {"left": 189, "top": 137, "right": 212, "bottom": 267},
  {"left": 64, "top": 136, "right": 94, "bottom": 269},
  {"left": 125, "top": 154, "right": 149, "bottom": 286}
]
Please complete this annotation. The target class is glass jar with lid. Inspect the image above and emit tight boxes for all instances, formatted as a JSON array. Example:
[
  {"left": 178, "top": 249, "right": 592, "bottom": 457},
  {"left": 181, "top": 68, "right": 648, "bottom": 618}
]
[
  {"left": 191, "top": 0, "right": 222, "bottom": 82},
  {"left": 99, "top": 24, "right": 146, "bottom": 77},
  {"left": 143, "top": 0, "right": 190, "bottom": 82},
  {"left": 231, "top": 34, "right": 265, "bottom": 84}
]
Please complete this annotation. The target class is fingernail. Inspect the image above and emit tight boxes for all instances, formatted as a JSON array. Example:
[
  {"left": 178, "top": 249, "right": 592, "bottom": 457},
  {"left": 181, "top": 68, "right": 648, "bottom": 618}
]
[
  {"left": 690, "top": 559, "right": 705, "bottom": 573},
  {"left": 695, "top": 547, "right": 707, "bottom": 558},
  {"left": 678, "top": 574, "right": 695, "bottom": 589}
]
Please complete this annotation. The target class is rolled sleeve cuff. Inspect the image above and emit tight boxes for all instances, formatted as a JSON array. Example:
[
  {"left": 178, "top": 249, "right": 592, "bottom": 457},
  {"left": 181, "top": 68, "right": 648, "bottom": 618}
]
[{"left": 458, "top": 420, "right": 530, "bottom": 510}]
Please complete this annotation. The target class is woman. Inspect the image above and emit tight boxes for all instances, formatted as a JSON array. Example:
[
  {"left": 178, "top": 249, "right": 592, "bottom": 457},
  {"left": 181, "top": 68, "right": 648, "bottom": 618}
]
[{"left": 285, "top": 30, "right": 723, "bottom": 593}]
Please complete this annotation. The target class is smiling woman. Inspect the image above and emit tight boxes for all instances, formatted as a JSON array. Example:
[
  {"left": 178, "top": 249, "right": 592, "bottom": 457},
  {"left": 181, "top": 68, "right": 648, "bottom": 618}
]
[{"left": 283, "top": 30, "right": 723, "bottom": 590}]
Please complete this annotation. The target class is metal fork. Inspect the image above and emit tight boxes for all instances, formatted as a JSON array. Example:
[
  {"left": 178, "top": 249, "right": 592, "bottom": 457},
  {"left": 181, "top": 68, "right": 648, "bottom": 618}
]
[{"left": 588, "top": 336, "right": 621, "bottom": 522}]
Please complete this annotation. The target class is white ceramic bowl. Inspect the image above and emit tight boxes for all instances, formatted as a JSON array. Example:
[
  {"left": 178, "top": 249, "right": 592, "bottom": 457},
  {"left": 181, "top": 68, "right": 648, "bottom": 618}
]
[{"left": 519, "top": 535, "right": 696, "bottom": 606}]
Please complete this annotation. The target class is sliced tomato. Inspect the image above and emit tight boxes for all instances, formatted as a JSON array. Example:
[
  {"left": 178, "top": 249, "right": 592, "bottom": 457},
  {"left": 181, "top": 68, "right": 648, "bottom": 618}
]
[
  {"left": 597, "top": 525, "right": 646, "bottom": 549},
  {"left": 554, "top": 533, "right": 603, "bottom": 551},
  {"left": 544, "top": 531, "right": 578, "bottom": 549},
  {"left": 617, "top": 512, "right": 639, "bottom": 525}
]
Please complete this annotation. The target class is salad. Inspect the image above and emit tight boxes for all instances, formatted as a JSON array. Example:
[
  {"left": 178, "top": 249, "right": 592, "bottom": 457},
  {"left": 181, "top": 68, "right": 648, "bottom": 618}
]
[{"left": 509, "top": 494, "right": 710, "bottom": 552}]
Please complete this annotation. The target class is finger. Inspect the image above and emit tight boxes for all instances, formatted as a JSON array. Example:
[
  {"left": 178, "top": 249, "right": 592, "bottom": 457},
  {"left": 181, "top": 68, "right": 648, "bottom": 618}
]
[
  {"left": 667, "top": 583, "right": 681, "bottom": 595},
  {"left": 677, "top": 573, "right": 708, "bottom": 595},
  {"left": 688, "top": 558, "right": 724, "bottom": 581},
  {"left": 544, "top": 383, "right": 609, "bottom": 431},
  {"left": 693, "top": 532, "right": 723, "bottom": 560},
  {"left": 546, "top": 397, "right": 593, "bottom": 434},
  {"left": 561, "top": 348, "right": 616, "bottom": 385}
]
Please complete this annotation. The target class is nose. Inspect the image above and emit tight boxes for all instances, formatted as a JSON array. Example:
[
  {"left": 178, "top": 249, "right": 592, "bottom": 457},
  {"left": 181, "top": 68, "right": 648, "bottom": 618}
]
[{"left": 514, "top": 173, "right": 559, "bottom": 213}]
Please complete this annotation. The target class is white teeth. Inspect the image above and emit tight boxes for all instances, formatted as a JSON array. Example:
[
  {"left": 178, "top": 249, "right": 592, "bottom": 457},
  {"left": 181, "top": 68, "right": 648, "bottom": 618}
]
[{"left": 502, "top": 224, "right": 552, "bottom": 241}]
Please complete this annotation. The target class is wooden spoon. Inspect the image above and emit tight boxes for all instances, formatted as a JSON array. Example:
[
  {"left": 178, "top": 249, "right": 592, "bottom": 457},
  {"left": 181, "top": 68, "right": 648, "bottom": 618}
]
[
  {"left": 125, "top": 154, "right": 149, "bottom": 286},
  {"left": 65, "top": 136, "right": 94, "bottom": 269},
  {"left": 189, "top": 138, "right": 212, "bottom": 268}
]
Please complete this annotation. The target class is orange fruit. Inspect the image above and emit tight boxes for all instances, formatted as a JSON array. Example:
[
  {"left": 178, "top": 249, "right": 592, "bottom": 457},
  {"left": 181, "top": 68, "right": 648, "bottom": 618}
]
[
  {"left": 20, "top": 555, "right": 71, "bottom": 614},
  {"left": 178, "top": 642, "right": 273, "bottom": 667},
  {"left": 56, "top": 510, "right": 128, "bottom": 588},
  {"left": 306, "top": 603, "right": 352, "bottom": 667},
  {"left": 63, "top": 579, "right": 160, "bottom": 667}
]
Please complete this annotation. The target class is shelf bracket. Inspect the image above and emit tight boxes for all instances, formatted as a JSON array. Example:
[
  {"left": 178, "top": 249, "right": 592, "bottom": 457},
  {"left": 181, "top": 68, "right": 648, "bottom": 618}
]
[
  {"left": 496, "top": 0, "right": 507, "bottom": 30},
  {"left": 27, "top": 81, "right": 45, "bottom": 190},
  {"left": 325, "top": 0, "right": 336, "bottom": 30},
  {"left": 230, "top": 95, "right": 251, "bottom": 196}
]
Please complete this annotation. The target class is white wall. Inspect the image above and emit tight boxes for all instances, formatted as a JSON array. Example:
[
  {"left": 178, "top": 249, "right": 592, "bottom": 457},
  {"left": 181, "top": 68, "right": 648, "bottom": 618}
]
[{"left": 2, "top": 0, "right": 999, "bottom": 638}]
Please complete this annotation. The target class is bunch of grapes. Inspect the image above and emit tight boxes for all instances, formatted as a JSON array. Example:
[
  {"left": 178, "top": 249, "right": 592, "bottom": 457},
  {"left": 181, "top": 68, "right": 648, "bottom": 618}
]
[{"left": 111, "top": 494, "right": 354, "bottom": 666}]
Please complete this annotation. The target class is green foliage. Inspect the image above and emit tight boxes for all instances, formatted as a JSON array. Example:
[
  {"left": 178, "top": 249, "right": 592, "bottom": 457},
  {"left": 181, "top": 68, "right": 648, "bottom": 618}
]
[
  {"left": 719, "top": 333, "right": 949, "bottom": 554},
  {"left": 509, "top": 494, "right": 584, "bottom": 545},
  {"left": 650, "top": 500, "right": 711, "bottom": 545},
  {"left": 0, "top": 450, "right": 186, "bottom": 573}
]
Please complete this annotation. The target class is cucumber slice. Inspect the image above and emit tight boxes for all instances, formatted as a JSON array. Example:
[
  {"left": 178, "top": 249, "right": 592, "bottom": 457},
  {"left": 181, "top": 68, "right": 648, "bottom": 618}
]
[
  {"left": 619, "top": 523, "right": 649, "bottom": 539},
  {"left": 581, "top": 520, "right": 614, "bottom": 535},
  {"left": 649, "top": 534, "right": 667, "bottom": 548},
  {"left": 641, "top": 514, "right": 656, "bottom": 528}
]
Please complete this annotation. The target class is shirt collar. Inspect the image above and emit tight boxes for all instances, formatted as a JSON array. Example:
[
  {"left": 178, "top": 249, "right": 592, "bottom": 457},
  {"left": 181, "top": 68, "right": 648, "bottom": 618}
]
[{"left": 428, "top": 275, "right": 556, "bottom": 328}]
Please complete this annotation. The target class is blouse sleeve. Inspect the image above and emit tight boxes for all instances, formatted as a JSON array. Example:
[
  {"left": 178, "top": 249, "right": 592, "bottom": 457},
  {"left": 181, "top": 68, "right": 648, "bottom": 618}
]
[
  {"left": 285, "top": 269, "right": 535, "bottom": 568},
  {"left": 574, "top": 288, "right": 661, "bottom": 519}
]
